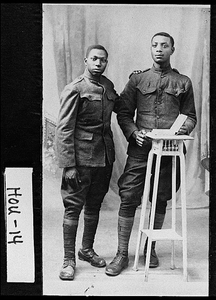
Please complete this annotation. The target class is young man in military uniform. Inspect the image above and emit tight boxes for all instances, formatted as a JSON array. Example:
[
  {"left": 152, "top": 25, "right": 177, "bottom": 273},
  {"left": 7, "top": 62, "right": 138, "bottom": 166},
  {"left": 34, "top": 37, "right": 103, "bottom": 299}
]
[
  {"left": 55, "top": 45, "right": 119, "bottom": 280},
  {"left": 105, "top": 32, "right": 197, "bottom": 276}
]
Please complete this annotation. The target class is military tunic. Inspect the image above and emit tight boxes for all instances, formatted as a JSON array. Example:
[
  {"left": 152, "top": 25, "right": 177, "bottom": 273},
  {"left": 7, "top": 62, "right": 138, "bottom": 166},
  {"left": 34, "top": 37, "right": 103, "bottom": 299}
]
[
  {"left": 55, "top": 69, "right": 119, "bottom": 168},
  {"left": 117, "top": 64, "right": 197, "bottom": 158},
  {"left": 55, "top": 69, "right": 119, "bottom": 219},
  {"left": 116, "top": 64, "right": 197, "bottom": 217}
]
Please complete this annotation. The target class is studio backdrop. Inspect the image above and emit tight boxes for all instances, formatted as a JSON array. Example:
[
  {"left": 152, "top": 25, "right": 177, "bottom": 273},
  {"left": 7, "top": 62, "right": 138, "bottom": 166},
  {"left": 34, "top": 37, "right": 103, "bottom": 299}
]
[{"left": 43, "top": 4, "right": 210, "bottom": 208}]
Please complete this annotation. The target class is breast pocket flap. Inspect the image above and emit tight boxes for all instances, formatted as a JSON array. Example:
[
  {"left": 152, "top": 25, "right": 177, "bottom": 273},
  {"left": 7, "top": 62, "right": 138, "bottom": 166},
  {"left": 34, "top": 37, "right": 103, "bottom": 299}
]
[
  {"left": 81, "top": 93, "right": 102, "bottom": 101},
  {"left": 137, "top": 85, "right": 157, "bottom": 95},
  {"left": 165, "top": 88, "right": 184, "bottom": 97}
]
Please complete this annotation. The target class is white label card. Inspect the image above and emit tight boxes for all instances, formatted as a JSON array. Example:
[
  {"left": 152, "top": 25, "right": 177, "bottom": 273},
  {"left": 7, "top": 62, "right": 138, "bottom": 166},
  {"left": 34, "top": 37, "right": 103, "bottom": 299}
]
[{"left": 5, "top": 168, "right": 35, "bottom": 283}]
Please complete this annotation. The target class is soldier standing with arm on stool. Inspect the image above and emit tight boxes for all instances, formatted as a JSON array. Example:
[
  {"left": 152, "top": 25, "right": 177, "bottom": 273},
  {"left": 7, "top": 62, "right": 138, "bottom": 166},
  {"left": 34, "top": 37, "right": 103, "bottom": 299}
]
[
  {"left": 55, "top": 45, "right": 120, "bottom": 280},
  {"left": 105, "top": 32, "right": 197, "bottom": 276}
]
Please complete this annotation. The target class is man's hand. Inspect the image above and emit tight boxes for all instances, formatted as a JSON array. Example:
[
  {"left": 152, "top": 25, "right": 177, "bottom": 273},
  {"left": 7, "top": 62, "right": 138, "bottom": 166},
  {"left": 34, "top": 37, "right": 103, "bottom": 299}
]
[
  {"left": 132, "top": 129, "right": 151, "bottom": 147},
  {"left": 64, "top": 167, "right": 81, "bottom": 191},
  {"left": 176, "top": 124, "right": 188, "bottom": 135}
]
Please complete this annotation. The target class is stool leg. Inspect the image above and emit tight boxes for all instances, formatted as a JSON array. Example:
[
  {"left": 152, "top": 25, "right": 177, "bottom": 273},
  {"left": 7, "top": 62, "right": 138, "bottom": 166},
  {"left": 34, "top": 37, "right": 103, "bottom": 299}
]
[
  {"left": 144, "top": 153, "right": 162, "bottom": 281},
  {"left": 133, "top": 150, "right": 154, "bottom": 271},
  {"left": 180, "top": 152, "right": 188, "bottom": 281},
  {"left": 171, "top": 156, "right": 177, "bottom": 270}
]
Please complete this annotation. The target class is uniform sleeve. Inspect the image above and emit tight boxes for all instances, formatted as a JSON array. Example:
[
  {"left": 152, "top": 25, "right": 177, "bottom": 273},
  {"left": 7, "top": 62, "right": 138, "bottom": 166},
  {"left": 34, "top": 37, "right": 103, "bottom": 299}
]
[
  {"left": 112, "top": 88, "right": 121, "bottom": 114},
  {"left": 116, "top": 75, "right": 139, "bottom": 140},
  {"left": 55, "top": 85, "right": 80, "bottom": 168},
  {"left": 180, "top": 77, "right": 197, "bottom": 134}
]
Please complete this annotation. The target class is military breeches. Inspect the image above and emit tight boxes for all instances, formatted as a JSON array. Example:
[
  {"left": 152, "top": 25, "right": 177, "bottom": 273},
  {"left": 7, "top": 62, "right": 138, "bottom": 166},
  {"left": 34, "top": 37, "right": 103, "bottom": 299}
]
[
  {"left": 61, "top": 164, "right": 113, "bottom": 220},
  {"left": 118, "top": 155, "right": 181, "bottom": 217}
]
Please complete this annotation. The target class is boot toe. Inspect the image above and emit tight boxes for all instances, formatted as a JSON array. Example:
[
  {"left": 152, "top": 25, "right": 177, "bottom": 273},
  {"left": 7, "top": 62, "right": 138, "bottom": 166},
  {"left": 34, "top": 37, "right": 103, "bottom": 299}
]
[
  {"left": 105, "top": 266, "right": 118, "bottom": 276},
  {"left": 78, "top": 248, "right": 106, "bottom": 268},
  {"left": 105, "top": 253, "right": 129, "bottom": 276},
  {"left": 59, "top": 260, "right": 76, "bottom": 280},
  {"left": 90, "top": 256, "right": 106, "bottom": 267}
]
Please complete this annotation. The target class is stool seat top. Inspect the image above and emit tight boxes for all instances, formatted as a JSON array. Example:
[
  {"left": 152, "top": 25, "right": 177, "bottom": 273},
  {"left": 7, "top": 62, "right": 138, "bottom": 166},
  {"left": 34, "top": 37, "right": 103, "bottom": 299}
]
[{"left": 146, "top": 132, "right": 194, "bottom": 140}]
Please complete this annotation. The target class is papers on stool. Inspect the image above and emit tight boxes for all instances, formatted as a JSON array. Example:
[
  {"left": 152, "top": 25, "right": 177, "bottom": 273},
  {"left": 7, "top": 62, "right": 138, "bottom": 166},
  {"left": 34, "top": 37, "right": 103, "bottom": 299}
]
[{"left": 146, "top": 114, "right": 190, "bottom": 139}]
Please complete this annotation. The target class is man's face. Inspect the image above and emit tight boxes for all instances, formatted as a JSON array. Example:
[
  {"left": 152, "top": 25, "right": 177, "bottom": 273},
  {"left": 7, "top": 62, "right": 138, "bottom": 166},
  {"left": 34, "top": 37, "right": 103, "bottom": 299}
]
[
  {"left": 151, "top": 35, "right": 174, "bottom": 65},
  {"left": 84, "top": 49, "right": 108, "bottom": 76}
]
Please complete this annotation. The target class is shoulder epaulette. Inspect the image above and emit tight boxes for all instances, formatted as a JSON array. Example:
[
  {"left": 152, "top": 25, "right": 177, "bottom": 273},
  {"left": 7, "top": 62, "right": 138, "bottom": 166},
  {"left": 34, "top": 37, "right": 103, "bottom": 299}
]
[
  {"left": 172, "top": 68, "right": 180, "bottom": 74},
  {"left": 73, "top": 75, "right": 84, "bottom": 84},
  {"left": 129, "top": 68, "right": 150, "bottom": 79}
]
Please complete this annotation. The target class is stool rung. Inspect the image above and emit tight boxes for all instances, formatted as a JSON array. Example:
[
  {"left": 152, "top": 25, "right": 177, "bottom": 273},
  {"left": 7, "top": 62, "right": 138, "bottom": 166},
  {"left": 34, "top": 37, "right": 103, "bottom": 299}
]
[{"left": 141, "top": 229, "right": 183, "bottom": 241}]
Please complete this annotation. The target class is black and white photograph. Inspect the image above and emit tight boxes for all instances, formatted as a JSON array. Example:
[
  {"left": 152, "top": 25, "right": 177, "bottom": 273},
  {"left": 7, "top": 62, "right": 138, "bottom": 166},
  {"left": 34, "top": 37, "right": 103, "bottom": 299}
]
[
  {"left": 42, "top": 3, "right": 210, "bottom": 296},
  {"left": 1, "top": 3, "right": 213, "bottom": 297}
]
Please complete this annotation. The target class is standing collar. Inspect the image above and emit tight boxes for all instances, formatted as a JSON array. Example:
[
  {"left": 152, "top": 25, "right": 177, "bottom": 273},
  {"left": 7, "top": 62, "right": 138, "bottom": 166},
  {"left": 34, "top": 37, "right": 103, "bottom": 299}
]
[
  {"left": 83, "top": 68, "right": 102, "bottom": 83},
  {"left": 151, "top": 64, "right": 172, "bottom": 74}
]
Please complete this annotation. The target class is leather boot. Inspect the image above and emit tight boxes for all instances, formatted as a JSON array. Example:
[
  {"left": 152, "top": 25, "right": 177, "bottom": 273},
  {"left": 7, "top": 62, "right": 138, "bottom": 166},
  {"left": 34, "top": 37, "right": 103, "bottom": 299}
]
[
  {"left": 105, "top": 251, "right": 129, "bottom": 276},
  {"left": 143, "top": 212, "right": 165, "bottom": 268},
  {"left": 105, "top": 216, "right": 134, "bottom": 276},
  {"left": 59, "top": 259, "right": 76, "bottom": 280},
  {"left": 78, "top": 248, "right": 106, "bottom": 267}
]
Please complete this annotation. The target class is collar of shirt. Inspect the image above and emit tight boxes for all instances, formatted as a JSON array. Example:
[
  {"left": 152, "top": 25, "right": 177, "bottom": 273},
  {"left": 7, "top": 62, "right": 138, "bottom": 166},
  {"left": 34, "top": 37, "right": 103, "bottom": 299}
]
[
  {"left": 84, "top": 68, "right": 102, "bottom": 84},
  {"left": 151, "top": 64, "right": 172, "bottom": 75}
]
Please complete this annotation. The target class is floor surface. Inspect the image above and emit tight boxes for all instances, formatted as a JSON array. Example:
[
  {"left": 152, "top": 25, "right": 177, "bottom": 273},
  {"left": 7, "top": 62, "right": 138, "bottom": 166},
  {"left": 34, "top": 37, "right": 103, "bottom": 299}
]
[{"left": 43, "top": 175, "right": 209, "bottom": 296}]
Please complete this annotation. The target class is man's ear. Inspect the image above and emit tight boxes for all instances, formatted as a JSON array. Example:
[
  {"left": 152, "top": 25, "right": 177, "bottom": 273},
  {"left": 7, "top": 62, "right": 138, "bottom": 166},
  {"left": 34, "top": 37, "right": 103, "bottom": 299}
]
[
  {"left": 84, "top": 57, "right": 87, "bottom": 65},
  {"left": 171, "top": 46, "right": 175, "bottom": 55}
]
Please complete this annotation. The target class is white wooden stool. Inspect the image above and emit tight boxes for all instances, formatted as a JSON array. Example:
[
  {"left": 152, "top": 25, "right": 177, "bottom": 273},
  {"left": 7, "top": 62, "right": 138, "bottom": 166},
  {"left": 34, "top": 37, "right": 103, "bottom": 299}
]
[{"left": 132, "top": 134, "right": 193, "bottom": 281}]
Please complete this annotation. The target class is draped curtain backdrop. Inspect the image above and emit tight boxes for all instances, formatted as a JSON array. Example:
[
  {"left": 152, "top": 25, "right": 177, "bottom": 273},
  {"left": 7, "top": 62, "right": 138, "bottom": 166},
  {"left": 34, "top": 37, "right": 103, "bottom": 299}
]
[{"left": 43, "top": 4, "right": 210, "bottom": 208}]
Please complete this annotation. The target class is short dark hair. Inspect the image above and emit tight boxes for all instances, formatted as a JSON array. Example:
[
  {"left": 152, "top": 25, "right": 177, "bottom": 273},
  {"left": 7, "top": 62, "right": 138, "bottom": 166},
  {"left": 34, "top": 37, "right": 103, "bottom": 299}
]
[
  {"left": 85, "top": 44, "right": 108, "bottom": 58},
  {"left": 151, "top": 32, "right": 174, "bottom": 47}
]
